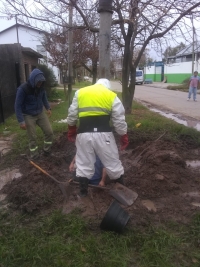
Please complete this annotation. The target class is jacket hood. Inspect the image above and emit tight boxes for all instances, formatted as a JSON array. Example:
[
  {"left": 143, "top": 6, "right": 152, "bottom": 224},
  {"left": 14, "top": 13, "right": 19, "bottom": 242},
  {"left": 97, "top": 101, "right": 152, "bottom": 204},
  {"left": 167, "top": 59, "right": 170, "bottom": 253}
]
[
  {"left": 28, "top": 68, "right": 46, "bottom": 88},
  {"left": 96, "top": 78, "right": 111, "bottom": 90}
]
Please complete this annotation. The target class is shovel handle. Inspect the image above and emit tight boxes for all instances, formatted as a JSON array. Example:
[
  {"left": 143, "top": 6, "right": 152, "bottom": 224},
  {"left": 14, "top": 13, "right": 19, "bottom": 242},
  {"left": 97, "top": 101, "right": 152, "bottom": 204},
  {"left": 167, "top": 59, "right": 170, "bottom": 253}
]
[
  {"left": 30, "top": 160, "right": 60, "bottom": 184},
  {"left": 69, "top": 179, "right": 110, "bottom": 190}
]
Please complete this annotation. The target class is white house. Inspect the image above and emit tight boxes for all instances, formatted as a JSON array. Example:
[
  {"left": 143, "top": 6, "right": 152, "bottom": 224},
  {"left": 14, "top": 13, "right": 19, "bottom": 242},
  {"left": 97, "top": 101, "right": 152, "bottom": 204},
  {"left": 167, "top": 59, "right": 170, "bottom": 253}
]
[
  {"left": 144, "top": 42, "right": 200, "bottom": 84},
  {"left": 164, "top": 42, "right": 200, "bottom": 83},
  {"left": 0, "top": 23, "right": 60, "bottom": 82}
]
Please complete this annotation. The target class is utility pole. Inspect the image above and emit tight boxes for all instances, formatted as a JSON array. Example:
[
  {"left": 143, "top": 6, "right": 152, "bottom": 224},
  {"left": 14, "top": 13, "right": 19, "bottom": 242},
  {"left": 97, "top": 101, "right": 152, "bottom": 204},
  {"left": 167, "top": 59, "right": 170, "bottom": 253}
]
[
  {"left": 191, "top": 13, "right": 195, "bottom": 74},
  {"left": 68, "top": 4, "right": 73, "bottom": 106},
  {"left": 97, "top": 0, "right": 113, "bottom": 79},
  {"left": 15, "top": 15, "right": 19, "bottom": 43}
]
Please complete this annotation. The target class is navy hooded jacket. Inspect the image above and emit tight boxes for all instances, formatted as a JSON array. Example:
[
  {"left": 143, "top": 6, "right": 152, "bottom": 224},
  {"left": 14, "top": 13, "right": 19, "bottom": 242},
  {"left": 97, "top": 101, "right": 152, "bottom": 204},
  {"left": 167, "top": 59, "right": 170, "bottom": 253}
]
[{"left": 15, "top": 68, "right": 50, "bottom": 124}]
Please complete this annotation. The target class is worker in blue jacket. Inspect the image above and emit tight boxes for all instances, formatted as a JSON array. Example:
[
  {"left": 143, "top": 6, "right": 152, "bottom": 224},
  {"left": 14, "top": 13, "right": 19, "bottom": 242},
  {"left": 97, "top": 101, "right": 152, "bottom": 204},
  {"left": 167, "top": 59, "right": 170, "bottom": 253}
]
[{"left": 15, "top": 68, "right": 53, "bottom": 159}]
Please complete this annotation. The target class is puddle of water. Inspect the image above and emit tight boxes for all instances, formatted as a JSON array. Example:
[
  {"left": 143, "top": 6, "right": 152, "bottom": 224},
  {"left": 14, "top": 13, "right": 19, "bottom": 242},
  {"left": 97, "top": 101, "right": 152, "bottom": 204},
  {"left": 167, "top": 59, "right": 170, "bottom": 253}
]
[
  {"left": 141, "top": 200, "right": 157, "bottom": 212},
  {"left": 191, "top": 202, "right": 200, "bottom": 208},
  {"left": 186, "top": 160, "right": 200, "bottom": 168},
  {"left": 0, "top": 168, "right": 22, "bottom": 191},
  {"left": 182, "top": 192, "right": 200, "bottom": 198},
  {"left": 150, "top": 108, "right": 200, "bottom": 132}
]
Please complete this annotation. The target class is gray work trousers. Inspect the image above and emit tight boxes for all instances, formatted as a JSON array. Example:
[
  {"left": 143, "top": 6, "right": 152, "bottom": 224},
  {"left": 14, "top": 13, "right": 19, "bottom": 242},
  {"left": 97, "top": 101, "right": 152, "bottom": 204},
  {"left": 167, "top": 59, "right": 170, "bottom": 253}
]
[{"left": 24, "top": 110, "right": 53, "bottom": 157}]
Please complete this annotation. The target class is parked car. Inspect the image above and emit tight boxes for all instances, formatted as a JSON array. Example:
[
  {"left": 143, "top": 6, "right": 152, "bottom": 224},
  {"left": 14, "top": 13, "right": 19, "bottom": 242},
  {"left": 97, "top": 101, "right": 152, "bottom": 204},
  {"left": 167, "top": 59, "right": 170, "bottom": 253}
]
[
  {"left": 83, "top": 76, "right": 90, "bottom": 81},
  {"left": 129, "top": 70, "right": 144, "bottom": 85},
  {"left": 135, "top": 70, "right": 144, "bottom": 85}
]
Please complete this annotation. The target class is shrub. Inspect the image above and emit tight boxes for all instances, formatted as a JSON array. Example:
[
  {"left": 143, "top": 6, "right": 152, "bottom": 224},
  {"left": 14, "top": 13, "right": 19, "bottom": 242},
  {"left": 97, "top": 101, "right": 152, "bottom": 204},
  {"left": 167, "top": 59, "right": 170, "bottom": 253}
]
[{"left": 38, "top": 64, "right": 58, "bottom": 96}]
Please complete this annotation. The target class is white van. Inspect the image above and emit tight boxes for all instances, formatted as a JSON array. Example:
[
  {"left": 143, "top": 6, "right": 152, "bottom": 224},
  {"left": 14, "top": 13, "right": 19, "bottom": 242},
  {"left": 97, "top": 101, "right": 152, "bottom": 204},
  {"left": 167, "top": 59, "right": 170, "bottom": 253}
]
[{"left": 135, "top": 70, "right": 144, "bottom": 85}]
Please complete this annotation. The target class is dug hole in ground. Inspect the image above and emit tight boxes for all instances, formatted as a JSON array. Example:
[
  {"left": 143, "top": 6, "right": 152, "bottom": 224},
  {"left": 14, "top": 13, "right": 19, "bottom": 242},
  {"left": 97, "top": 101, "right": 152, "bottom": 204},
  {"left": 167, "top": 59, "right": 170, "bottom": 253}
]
[{"left": 1, "top": 129, "right": 200, "bottom": 229}]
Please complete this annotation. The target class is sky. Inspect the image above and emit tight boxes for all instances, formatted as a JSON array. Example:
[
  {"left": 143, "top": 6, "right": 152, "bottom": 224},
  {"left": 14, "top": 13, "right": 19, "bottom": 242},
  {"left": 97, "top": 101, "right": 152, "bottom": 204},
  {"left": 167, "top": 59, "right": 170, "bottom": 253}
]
[
  {"left": 0, "top": 17, "right": 16, "bottom": 31},
  {"left": 1, "top": 5, "right": 200, "bottom": 61}
]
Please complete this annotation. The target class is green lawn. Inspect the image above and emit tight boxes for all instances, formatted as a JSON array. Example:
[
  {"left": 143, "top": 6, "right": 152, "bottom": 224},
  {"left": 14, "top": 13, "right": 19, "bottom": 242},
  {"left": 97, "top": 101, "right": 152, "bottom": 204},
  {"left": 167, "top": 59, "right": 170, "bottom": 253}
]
[
  {"left": 1, "top": 210, "right": 200, "bottom": 267},
  {"left": 1, "top": 89, "right": 200, "bottom": 267}
]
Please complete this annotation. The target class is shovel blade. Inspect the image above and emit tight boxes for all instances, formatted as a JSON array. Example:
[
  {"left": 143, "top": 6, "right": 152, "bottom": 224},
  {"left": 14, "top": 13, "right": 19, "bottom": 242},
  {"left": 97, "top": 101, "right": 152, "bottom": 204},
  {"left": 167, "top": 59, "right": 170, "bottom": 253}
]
[{"left": 109, "top": 183, "right": 138, "bottom": 206}]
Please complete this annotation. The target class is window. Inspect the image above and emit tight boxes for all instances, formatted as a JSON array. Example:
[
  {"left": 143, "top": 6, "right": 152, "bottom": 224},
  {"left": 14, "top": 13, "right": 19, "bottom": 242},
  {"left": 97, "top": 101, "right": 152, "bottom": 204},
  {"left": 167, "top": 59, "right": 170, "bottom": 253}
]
[{"left": 136, "top": 71, "right": 143, "bottom": 76}]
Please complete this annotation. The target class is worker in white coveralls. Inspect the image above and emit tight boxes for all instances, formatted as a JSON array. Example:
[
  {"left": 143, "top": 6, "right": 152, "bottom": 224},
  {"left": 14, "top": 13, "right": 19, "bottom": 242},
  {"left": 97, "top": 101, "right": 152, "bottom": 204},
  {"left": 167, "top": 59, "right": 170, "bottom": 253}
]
[{"left": 66, "top": 78, "right": 129, "bottom": 196}]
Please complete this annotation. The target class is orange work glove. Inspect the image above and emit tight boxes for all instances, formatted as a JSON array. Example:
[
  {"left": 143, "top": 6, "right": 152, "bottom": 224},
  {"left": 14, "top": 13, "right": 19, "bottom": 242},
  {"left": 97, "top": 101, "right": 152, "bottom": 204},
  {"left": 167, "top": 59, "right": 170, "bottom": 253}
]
[
  {"left": 67, "top": 125, "right": 77, "bottom": 142},
  {"left": 120, "top": 134, "right": 129, "bottom": 150}
]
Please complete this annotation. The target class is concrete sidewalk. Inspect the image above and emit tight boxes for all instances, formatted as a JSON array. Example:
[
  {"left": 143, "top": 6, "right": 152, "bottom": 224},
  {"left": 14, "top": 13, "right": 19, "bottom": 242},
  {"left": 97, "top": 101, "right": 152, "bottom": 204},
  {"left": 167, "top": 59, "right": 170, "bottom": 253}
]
[
  {"left": 144, "top": 82, "right": 200, "bottom": 93},
  {"left": 109, "top": 81, "right": 200, "bottom": 120},
  {"left": 143, "top": 82, "right": 179, "bottom": 89}
]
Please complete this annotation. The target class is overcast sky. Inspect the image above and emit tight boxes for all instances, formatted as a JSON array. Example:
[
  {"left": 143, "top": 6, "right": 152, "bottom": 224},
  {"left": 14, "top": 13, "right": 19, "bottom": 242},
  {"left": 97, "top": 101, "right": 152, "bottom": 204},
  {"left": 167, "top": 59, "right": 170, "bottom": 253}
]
[
  {"left": 0, "top": 17, "right": 16, "bottom": 31},
  {"left": 1, "top": 10, "right": 200, "bottom": 61}
]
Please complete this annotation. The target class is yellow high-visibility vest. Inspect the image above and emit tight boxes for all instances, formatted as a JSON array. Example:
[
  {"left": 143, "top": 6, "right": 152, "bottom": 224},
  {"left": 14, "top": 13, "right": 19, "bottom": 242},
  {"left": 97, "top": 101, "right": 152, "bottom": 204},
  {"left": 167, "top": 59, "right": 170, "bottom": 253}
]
[{"left": 78, "top": 84, "right": 116, "bottom": 117}]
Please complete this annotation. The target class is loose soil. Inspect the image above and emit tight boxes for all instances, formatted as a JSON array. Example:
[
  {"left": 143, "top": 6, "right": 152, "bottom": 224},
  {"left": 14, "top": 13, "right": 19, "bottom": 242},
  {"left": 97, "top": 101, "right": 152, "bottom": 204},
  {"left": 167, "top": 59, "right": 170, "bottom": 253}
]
[{"left": 1, "top": 131, "right": 200, "bottom": 227}]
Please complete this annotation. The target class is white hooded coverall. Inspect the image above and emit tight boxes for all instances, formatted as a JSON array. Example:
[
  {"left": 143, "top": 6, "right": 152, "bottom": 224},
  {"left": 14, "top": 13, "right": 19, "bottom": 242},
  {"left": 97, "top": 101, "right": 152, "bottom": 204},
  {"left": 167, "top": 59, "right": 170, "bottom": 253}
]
[{"left": 66, "top": 79, "right": 127, "bottom": 180}]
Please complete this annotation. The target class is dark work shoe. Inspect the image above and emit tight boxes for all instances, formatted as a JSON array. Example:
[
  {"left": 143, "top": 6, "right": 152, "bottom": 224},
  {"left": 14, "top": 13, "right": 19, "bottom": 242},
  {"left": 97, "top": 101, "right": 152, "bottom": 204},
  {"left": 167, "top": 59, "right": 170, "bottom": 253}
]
[
  {"left": 79, "top": 177, "right": 89, "bottom": 197},
  {"left": 115, "top": 175, "right": 124, "bottom": 185}
]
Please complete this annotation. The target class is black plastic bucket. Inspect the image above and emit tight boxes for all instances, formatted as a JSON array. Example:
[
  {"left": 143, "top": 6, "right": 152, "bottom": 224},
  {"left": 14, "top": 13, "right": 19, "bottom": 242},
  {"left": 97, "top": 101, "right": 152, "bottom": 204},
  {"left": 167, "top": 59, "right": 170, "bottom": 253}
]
[{"left": 100, "top": 200, "right": 130, "bottom": 233}]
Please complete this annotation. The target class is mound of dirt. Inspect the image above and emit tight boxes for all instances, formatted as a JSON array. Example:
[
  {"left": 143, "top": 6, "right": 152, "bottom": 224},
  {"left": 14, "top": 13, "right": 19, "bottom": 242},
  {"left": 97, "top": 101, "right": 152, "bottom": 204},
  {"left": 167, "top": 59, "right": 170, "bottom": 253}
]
[{"left": 1, "top": 131, "right": 200, "bottom": 226}]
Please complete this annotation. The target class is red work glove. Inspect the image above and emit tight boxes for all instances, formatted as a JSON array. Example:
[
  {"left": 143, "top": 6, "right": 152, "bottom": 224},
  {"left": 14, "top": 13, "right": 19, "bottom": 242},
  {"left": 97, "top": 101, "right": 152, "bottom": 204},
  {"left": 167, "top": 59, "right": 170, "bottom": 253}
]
[
  {"left": 67, "top": 125, "right": 77, "bottom": 142},
  {"left": 120, "top": 134, "right": 129, "bottom": 150}
]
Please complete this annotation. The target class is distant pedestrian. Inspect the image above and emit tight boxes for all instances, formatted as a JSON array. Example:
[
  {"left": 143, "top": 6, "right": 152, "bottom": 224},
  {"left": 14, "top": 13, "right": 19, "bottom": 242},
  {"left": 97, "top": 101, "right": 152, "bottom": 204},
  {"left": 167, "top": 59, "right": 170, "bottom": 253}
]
[
  {"left": 15, "top": 68, "right": 53, "bottom": 159},
  {"left": 187, "top": 71, "right": 200, "bottom": 101}
]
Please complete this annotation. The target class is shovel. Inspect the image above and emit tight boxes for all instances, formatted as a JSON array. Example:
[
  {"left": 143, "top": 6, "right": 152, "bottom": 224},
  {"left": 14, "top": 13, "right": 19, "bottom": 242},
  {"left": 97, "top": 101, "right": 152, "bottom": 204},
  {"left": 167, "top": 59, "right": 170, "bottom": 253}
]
[
  {"left": 69, "top": 180, "right": 138, "bottom": 207},
  {"left": 29, "top": 160, "right": 138, "bottom": 207}
]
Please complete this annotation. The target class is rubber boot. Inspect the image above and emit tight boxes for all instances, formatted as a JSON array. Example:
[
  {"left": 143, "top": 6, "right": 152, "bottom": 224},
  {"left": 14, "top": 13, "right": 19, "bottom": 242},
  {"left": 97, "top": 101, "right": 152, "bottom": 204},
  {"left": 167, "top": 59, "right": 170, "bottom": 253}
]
[
  {"left": 115, "top": 175, "right": 124, "bottom": 185},
  {"left": 79, "top": 177, "right": 89, "bottom": 197}
]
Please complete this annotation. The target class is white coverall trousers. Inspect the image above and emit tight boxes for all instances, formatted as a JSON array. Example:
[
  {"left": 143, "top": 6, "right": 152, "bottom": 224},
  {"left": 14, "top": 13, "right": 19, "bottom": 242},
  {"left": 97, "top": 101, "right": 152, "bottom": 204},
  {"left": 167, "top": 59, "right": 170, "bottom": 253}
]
[{"left": 75, "top": 132, "right": 124, "bottom": 180}]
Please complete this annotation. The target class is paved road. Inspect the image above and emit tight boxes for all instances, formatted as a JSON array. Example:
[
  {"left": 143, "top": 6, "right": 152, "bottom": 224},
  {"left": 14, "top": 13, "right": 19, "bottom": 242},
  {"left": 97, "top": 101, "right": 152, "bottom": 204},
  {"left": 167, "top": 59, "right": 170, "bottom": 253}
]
[{"left": 110, "top": 81, "right": 200, "bottom": 120}]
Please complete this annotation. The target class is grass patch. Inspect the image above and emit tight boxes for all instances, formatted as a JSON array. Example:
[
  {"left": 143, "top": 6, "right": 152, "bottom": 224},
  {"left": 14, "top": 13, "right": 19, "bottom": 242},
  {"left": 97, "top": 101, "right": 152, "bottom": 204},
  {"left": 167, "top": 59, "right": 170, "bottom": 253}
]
[
  {"left": 123, "top": 100, "right": 200, "bottom": 145},
  {"left": 0, "top": 210, "right": 200, "bottom": 267},
  {"left": 73, "top": 80, "right": 92, "bottom": 88},
  {"left": 167, "top": 84, "right": 188, "bottom": 92},
  {"left": 166, "top": 77, "right": 188, "bottom": 92}
]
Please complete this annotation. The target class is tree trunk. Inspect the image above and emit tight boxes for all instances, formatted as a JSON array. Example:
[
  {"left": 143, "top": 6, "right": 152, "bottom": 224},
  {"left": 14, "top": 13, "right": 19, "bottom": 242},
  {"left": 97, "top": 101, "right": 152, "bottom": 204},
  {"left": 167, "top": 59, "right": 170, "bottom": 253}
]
[
  {"left": 126, "top": 67, "right": 136, "bottom": 112},
  {"left": 122, "top": 23, "right": 134, "bottom": 114}
]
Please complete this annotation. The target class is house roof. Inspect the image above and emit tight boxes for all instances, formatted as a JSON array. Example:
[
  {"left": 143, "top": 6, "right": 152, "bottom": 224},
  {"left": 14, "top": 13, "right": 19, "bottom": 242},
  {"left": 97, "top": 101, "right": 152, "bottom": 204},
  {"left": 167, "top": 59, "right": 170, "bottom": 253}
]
[
  {"left": 22, "top": 47, "right": 43, "bottom": 58},
  {"left": 174, "top": 41, "right": 200, "bottom": 57},
  {"left": 0, "top": 23, "right": 46, "bottom": 35}
]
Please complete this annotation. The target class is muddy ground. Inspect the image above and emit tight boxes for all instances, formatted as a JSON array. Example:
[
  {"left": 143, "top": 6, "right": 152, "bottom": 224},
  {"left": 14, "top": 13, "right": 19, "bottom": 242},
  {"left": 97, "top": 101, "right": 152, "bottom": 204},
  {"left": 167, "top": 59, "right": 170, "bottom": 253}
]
[{"left": 1, "top": 130, "right": 200, "bottom": 227}]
